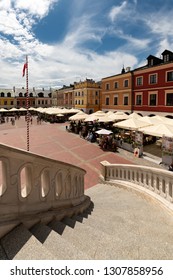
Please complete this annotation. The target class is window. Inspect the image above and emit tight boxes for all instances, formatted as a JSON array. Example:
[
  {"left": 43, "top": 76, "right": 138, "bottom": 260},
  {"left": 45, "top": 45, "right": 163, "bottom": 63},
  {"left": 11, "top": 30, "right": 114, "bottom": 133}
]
[
  {"left": 106, "top": 97, "right": 109, "bottom": 105},
  {"left": 10, "top": 101, "right": 14, "bottom": 105},
  {"left": 150, "top": 59, "right": 154, "bottom": 66},
  {"left": 114, "top": 82, "right": 118, "bottom": 88},
  {"left": 106, "top": 83, "right": 110, "bottom": 90},
  {"left": 124, "top": 96, "right": 128, "bottom": 105},
  {"left": 4, "top": 100, "right": 7, "bottom": 105},
  {"left": 114, "top": 96, "right": 118, "bottom": 105},
  {"left": 167, "top": 71, "right": 173, "bottom": 81},
  {"left": 136, "top": 77, "right": 143, "bottom": 86},
  {"left": 81, "top": 100, "right": 84, "bottom": 105},
  {"left": 164, "top": 54, "right": 169, "bottom": 62},
  {"left": 124, "top": 79, "right": 129, "bottom": 87},
  {"left": 149, "top": 94, "right": 157, "bottom": 106},
  {"left": 166, "top": 93, "right": 173, "bottom": 106},
  {"left": 38, "top": 92, "right": 44, "bottom": 98},
  {"left": 95, "top": 99, "right": 98, "bottom": 105},
  {"left": 7, "top": 92, "right": 11, "bottom": 97},
  {"left": 1, "top": 92, "right": 4, "bottom": 97},
  {"left": 149, "top": 74, "right": 157, "bottom": 84},
  {"left": 136, "top": 95, "right": 142, "bottom": 105},
  {"left": 19, "top": 92, "right": 23, "bottom": 97}
]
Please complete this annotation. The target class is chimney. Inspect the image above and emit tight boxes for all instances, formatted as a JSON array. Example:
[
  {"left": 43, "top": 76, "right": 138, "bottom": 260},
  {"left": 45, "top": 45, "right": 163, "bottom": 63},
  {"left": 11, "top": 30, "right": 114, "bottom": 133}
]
[{"left": 126, "top": 67, "right": 131, "bottom": 72}]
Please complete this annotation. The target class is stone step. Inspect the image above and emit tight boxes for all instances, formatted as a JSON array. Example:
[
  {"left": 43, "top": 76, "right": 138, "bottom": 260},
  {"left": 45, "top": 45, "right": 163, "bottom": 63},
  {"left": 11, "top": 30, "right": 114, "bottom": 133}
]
[
  {"left": 0, "top": 224, "right": 56, "bottom": 260},
  {"left": 30, "top": 222, "right": 89, "bottom": 260},
  {"left": 49, "top": 217, "right": 119, "bottom": 259},
  {"left": 0, "top": 244, "right": 8, "bottom": 260}
]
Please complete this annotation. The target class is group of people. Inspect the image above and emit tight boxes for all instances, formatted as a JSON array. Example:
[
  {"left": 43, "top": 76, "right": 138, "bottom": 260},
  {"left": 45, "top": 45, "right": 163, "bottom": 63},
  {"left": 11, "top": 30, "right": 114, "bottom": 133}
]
[
  {"left": 98, "top": 134, "right": 118, "bottom": 152},
  {"left": 0, "top": 114, "right": 21, "bottom": 125},
  {"left": 67, "top": 120, "right": 118, "bottom": 152}
]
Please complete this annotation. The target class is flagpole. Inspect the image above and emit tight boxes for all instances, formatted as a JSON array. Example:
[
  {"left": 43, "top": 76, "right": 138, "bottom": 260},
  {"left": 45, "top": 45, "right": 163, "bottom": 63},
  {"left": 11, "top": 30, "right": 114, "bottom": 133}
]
[{"left": 26, "top": 55, "right": 29, "bottom": 151}]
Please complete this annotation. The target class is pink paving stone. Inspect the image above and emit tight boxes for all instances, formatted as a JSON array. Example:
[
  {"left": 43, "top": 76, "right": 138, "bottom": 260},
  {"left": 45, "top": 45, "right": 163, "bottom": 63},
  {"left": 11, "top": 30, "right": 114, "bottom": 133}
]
[{"left": 48, "top": 150, "right": 81, "bottom": 166}]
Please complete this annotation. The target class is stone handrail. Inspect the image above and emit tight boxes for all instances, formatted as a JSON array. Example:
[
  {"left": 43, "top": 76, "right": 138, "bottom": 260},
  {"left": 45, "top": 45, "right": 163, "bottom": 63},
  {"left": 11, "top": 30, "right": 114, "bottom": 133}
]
[
  {"left": 0, "top": 143, "right": 90, "bottom": 238},
  {"left": 100, "top": 161, "right": 173, "bottom": 211}
]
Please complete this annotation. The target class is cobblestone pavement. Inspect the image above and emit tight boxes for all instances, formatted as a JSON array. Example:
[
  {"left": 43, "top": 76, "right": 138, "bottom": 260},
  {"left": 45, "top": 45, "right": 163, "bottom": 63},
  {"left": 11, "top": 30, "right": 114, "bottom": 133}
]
[{"left": 0, "top": 116, "right": 167, "bottom": 189}]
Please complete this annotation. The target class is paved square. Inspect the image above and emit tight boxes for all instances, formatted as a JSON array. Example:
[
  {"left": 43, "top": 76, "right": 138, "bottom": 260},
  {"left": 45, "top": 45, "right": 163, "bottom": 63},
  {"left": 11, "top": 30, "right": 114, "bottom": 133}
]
[{"left": 0, "top": 116, "right": 133, "bottom": 189}]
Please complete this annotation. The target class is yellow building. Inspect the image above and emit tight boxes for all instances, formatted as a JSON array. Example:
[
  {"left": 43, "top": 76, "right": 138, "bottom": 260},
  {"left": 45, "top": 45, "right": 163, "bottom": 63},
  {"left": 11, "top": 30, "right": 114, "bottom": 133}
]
[
  {"left": 0, "top": 89, "right": 16, "bottom": 109},
  {"left": 74, "top": 79, "right": 101, "bottom": 113},
  {"left": 101, "top": 68, "right": 132, "bottom": 113}
]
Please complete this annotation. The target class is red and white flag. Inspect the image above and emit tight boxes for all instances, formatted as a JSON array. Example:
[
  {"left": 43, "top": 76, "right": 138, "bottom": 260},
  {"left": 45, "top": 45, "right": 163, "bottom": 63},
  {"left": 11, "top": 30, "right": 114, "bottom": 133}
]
[{"left": 22, "top": 63, "right": 27, "bottom": 77}]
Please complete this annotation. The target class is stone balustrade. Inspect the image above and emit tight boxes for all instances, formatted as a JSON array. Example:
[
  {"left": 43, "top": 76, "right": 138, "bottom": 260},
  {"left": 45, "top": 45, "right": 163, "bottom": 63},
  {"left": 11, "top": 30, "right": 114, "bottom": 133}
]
[
  {"left": 0, "top": 143, "right": 90, "bottom": 238},
  {"left": 100, "top": 161, "right": 173, "bottom": 211}
]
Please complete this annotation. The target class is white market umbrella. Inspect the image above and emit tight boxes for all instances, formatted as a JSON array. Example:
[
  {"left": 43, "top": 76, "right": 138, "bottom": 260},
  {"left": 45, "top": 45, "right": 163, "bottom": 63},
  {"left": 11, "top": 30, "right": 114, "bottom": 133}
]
[
  {"left": 8, "top": 108, "right": 18, "bottom": 112},
  {"left": 28, "top": 107, "right": 36, "bottom": 111},
  {"left": 97, "top": 115, "right": 114, "bottom": 123},
  {"left": 68, "top": 108, "right": 81, "bottom": 114},
  {"left": 139, "top": 123, "right": 173, "bottom": 137},
  {"left": 95, "top": 129, "right": 113, "bottom": 135},
  {"left": 69, "top": 111, "right": 88, "bottom": 121},
  {"left": 0, "top": 108, "right": 8, "bottom": 112},
  {"left": 113, "top": 118, "right": 151, "bottom": 130},
  {"left": 84, "top": 111, "right": 106, "bottom": 122},
  {"left": 56, "top": 113, "right": 64, "bottom": 117},
  {"left": 18, "top": 107, "right": 27, "bottom": 111},
  {"left": 151, "top": 115, "right": 173, "bottom": 125},
  {"left": 128, "top": 112, "right": 143, "bottom": 119},
  {"left": 109, "top": 113, "right": 129, "bottom": 121}
]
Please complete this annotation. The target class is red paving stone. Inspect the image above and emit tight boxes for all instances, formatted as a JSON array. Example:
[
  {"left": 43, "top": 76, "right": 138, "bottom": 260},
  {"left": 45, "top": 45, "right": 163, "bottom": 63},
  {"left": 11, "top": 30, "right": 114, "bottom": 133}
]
[{"left": 0, "top": 116, "right": 134, "bottom": 189}]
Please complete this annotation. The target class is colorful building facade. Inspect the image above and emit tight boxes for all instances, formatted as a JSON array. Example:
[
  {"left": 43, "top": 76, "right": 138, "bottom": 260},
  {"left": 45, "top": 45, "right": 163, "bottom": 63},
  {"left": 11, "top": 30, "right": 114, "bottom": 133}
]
[
  {"left": 0, "top": 89, "right": 15, "bottom": 108},
  {"left": 0, "top": 87, "right": 52, "bottom": 109},
  {"left": 133, "top": 50, "right": 173, "bottom": 117},
  {"left": 73, "top": 79, "right": 101, "bottom": 113},
  {"left": 101, "top": 68, "right": 132, "bottom": 113}
]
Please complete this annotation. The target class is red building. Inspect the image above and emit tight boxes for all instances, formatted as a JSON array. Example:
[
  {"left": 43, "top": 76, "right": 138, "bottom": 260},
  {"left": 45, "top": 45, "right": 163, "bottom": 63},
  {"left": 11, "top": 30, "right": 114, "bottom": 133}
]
[{"left": 133, "top": 50, "right": 173, "bottom": 117}]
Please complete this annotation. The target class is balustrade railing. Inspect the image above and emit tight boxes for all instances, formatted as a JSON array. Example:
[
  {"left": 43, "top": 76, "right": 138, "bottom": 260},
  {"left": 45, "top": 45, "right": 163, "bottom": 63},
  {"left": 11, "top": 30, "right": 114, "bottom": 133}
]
[
  {"left": 0, "top": 143, "right": 90, "bottom": 238},
  {"left": 100, "top": 161, "right": 173, "bottom": 210}
]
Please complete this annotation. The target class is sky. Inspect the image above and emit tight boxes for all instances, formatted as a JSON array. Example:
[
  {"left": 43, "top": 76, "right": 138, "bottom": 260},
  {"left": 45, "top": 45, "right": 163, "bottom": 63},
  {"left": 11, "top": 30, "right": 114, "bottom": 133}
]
[{"left": 0, "top": 0, "right": 173, "bottom": 89}]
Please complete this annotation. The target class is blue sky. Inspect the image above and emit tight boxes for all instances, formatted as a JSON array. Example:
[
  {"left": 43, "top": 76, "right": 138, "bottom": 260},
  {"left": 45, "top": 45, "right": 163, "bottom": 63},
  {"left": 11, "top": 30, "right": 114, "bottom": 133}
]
[{"left": 0, "top": 0, "right": 173, "bottom": 89}]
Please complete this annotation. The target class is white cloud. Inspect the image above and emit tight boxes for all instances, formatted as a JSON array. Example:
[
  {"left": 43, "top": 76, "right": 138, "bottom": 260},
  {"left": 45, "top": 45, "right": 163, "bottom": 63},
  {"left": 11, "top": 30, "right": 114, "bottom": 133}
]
[
  {"left": 14, "top": 0, "right": 59, "bottom": 18},
  {"left": 108, "top": 1, "right": 127, "bottom": 22},
  {"left": 64, "top": 14, "right": 104, "bottom": 48},
  {"left": 146, "top": 13, "right": 173, "bottom": 37},
  {"left": 0, "top": 0, "right": 11, "bottom": 9},
  {"left": 110, "top": 28, "right": 151, "bottom": 50},
  {"left": 139, "top": 9, "right": 173, "bottom": 56}
]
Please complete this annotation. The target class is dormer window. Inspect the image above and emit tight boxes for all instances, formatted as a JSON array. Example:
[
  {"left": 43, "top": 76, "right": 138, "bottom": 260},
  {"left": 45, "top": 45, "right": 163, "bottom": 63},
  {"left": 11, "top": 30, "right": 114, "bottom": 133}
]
[{"left": 162, "top": 50, "right": 173, "bottom": 63}]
